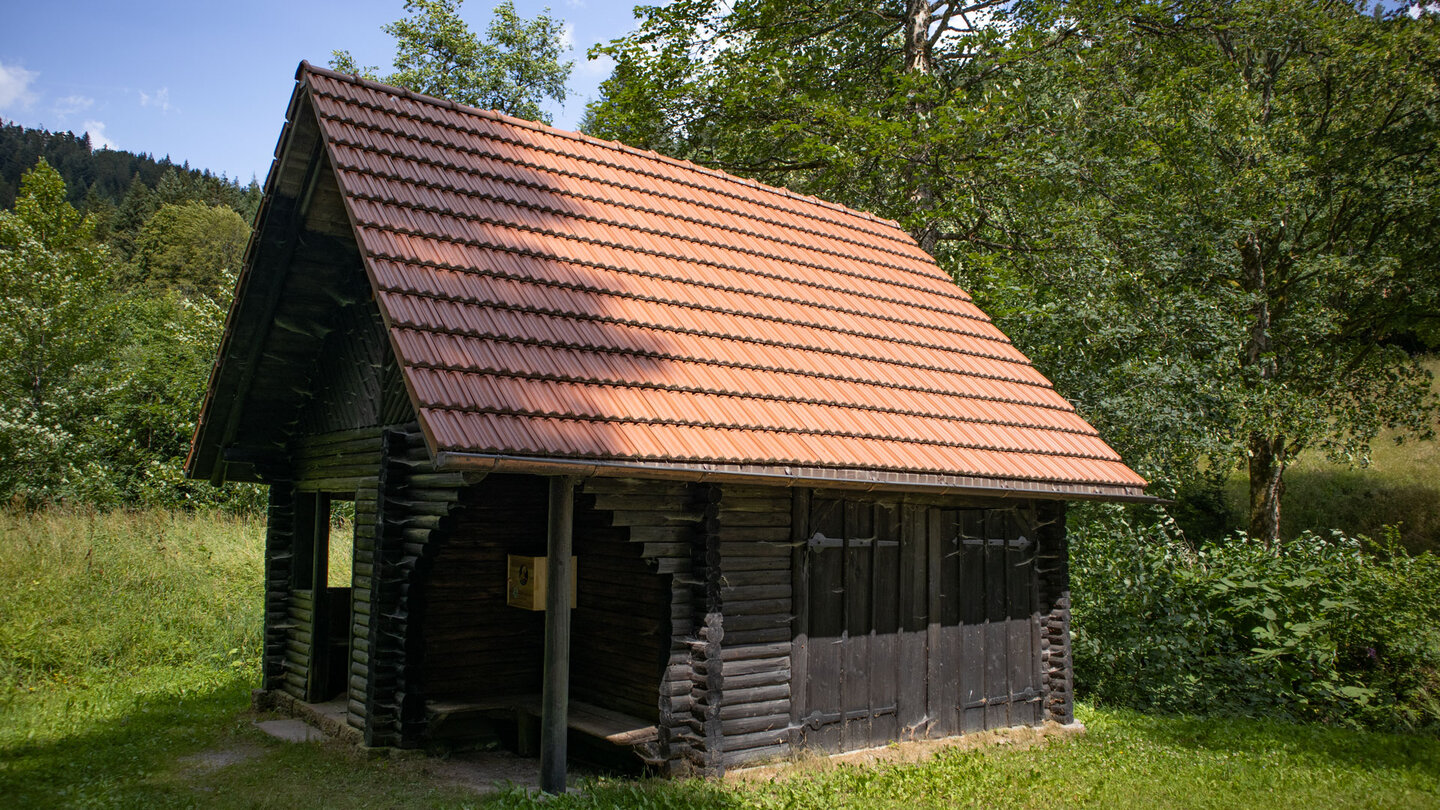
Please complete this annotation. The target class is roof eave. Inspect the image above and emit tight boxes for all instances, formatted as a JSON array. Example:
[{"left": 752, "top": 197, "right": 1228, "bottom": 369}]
[{"left": 432, "top": 450, "right": 1160, "bottom": 504}]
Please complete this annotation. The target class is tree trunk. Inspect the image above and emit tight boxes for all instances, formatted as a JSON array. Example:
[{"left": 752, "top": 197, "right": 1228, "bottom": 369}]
[
  {"left": 903, "top": 0, "right": 933, "bottom": 76},
  {"left": 1239, "top": 232, "right": 1285, "bottom": 546},
  {"left": 1246, "top": 431, "right": 1285, "bottom": 545},
  {"left": 903, "top": 0, "right": 938, "bottom": 253}
]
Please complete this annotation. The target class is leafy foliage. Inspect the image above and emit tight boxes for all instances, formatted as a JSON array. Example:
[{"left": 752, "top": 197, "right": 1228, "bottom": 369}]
[
  {"left": 126, "top": 202, "right": 249, "bottom": 298},
  {"left": 1071, "top": 505, "right": 1440, "bottom": 730},
  {"left": 979, "top": 0, "right": 1440, "bottom": 540},
  {"left": 331, "top": 0, "right": 572, "bottom": 123},
  {"left": 0, "top": 160, "right": 119, "bottom": 503}
]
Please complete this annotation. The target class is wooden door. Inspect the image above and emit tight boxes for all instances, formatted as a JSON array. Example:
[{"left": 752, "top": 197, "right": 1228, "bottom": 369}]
[
  {"left": 795, "top": 497, "right": 1042, "bottom": 752},
  {"left": 934, "top": 508, "right": 1042, "bottom": 733},
  {"left": 796, "top": 497, "right": 903, "bottom": 751}
]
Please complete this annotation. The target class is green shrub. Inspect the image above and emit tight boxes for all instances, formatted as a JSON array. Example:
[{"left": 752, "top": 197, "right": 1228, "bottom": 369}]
[{"left": 1070, "top": 504, "right": 1440, "bottom": 731}]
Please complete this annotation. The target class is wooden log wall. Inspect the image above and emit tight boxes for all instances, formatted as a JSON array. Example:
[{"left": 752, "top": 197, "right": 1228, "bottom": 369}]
[
  {"left": 589, "top": 479, "right": 797, "bottom": 776},
  {"left": 262, "top": 483, "right": 300, "bottom": 697},
  {"left": 708, "top": 484, "right": 795, "bottom": 771},
  {"left": 421, "top": 475, "right": 550, "bottom": 699},
  {"left": 274, "top": 421, "right": 475, "bottom": 747},
  {"left": 360, "top": 425, "right": 478, "bottom": 746},
  {"left": 570, "top": 486, "right": 673, "bottom": 724},
  {"left": 1033, "top": 501, "right": 1073, "bottom": 724},
  {"left": 579, "top": 478, "right": 709, "bottom": 773},
  {"left": 416, "top": 476, "right": 678, "bottom": 759}
]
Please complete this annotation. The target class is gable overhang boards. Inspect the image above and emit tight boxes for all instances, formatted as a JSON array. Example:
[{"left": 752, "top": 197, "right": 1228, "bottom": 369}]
[{"left": 187, "top": 62, "right": 1151, "bottom": 505}]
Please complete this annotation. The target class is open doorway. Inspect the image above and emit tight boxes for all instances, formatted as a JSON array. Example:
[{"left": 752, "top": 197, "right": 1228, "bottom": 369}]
[{"left": 293, "top": 491, "right": 355, "bottom": 703}]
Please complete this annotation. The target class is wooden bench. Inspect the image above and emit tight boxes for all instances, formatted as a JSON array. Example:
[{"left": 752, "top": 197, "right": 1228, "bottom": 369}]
[{"left": 426, "top": 695, "right": 659, "bottom": 761}]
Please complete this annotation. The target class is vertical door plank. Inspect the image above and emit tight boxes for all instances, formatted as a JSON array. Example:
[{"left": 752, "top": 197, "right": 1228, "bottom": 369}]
[
  {"left": 789, "top": 489, "right": 811, "bottom": 749},
  {"left": 897, "top": 502, "right": 929, "bottom": 738},
  {"left": 984, "top": 512, "right": 1010, "bottom": 730},
  {"left": 870, "top": 502, "right": 901, "bottom": 746},
  {"left": 807, "top": 498, "right": 844, "bottom": 751},
  {"left": 959, "top": 510, "right": 988, "bottom": 733},
  {"left": 925, "top": 507, "right": 943, "bottom": 735},
  {"left": 841, "top": 501, "right": 873, "bottom": 748}
]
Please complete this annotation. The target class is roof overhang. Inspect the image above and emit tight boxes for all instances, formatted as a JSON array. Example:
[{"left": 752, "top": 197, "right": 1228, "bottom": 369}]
[{"left": 433, "top": 450, "right": 1162, "bottom": 503}]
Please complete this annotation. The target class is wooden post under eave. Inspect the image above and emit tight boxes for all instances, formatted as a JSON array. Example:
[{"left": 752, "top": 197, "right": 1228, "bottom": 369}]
[{"left": 540, "top": 476, "right": 576, "bottom": 794}]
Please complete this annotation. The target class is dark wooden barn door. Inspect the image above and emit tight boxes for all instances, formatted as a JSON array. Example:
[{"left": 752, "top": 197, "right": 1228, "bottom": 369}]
[
  {"left": 795, "top": 496, "right": 1041, "bottom": 751},
  {"left": 932, "top": 509, "right": 1042, "bottom": 734},
  {"left": 797, "top": 497, "right": 906, "bottom": 750}
]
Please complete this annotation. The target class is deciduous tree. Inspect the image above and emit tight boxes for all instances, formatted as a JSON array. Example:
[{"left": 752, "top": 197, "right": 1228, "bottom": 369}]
[
  {"left": 331, "top": 0, "right": 572, "bottom": 123},
  {"left": 0, "top": 159, "right": 118, "bottom": 501}
]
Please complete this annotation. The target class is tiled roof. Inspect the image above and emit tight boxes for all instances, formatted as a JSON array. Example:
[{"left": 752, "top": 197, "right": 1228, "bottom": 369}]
[{"left": 299, "top": 62, "right": 1147, "bottom": 498}]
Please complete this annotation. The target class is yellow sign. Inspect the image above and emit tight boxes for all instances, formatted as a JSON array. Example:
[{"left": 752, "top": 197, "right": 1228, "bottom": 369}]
[{"left": 506, "top": 555, "right": 577, "bottom": 611}]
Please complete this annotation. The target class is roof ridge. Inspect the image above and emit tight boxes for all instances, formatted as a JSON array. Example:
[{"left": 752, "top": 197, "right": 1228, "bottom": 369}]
[{"left": 298, "top": 61, "right": 915, "bottom": 245}]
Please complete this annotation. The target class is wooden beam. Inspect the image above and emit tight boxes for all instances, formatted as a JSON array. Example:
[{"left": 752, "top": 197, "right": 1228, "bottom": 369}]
[{"left": 540, "top": 476, "right": 577, "bottom": 795}]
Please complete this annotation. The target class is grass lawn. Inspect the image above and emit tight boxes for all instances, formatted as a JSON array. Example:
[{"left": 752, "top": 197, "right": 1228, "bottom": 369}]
[{"left": 3, "top": 511, "right": 1438, "bottom": 808}]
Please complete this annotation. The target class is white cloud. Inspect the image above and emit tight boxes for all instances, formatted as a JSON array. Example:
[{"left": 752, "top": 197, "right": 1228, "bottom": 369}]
[
  {"left": 53, "top": 94, "right": 94, "bottom": 117},
  {"left": 560, "top": 23, "right": 575, "bottom": 51},
  {"left": 579, "top": 52, "right": 615, "bottom": 78},
  {"left": 82, "top": 120, "right": 118, "bottom": 150},
  {"left": 0, "top": 61, "right": 38, "bottom": 110},
  {"left": 1410, "top": 2, "right": 1439, "bottom": 17},
  {"left": 139, "top": 87, "right": 172, "bottom": 113},
  {"left": 565, "top": 0, "right": 587, "bottom": 8}
]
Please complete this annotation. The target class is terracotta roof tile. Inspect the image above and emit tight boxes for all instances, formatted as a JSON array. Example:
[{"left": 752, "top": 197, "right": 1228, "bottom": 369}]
[{"left": 297, "top": 63, "right": 1146, "bottom": 497}]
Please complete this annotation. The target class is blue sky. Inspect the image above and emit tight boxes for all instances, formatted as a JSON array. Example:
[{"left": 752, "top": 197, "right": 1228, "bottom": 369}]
[{"left": 0, "top": 0, "right": 640, "bottom": 183}]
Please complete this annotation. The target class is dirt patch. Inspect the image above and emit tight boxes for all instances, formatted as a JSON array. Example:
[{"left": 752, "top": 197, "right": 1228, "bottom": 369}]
[
  {"left": 425, "top": 748, "right": 596, "bottom": 795},
  {"left": 726, "top": 721, "right": 1086, "bottom": 783},
  {"left": 177, "top": 743, "right": 263, "bottom": 775}
]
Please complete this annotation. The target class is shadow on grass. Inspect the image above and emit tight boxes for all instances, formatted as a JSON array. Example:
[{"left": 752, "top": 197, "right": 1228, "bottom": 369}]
[
  {"left": 1278, "top": 469, "right": 1440, "bottom": 554},
  {"left": 0, "top": 676, "right": 257, "bottom": 809}
]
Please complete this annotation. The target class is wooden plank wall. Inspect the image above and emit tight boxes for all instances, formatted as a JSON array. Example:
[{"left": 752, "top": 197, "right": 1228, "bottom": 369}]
[
  {"left": 785, "top": 493, "right": 1057, "bottom": 759},
  {"left": 293, "top": 298, "right": 412, "bottom": 438}
]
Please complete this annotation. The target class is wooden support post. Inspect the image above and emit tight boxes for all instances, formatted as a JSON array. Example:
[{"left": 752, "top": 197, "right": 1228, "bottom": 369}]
[{"left": 540, "top": 476, "right": 576, "bottom": 795}]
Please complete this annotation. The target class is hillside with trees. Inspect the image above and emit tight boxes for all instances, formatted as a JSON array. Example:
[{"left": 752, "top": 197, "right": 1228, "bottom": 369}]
[
  {"left": 0, "top": 154, "right": 259, "bottom": 511},
  {"left": 0, "top": 119, "right": 260, "bottom": 220}
]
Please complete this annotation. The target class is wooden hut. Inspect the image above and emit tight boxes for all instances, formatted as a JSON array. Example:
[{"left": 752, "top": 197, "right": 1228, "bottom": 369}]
[{"left": 187, "top": 62, "right": 1149, "bottom": 780}]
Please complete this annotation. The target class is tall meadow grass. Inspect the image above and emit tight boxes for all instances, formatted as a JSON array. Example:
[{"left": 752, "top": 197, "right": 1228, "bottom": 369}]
[{"left": 0, "top": 509, "right": 265, "bottom": 746}]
